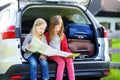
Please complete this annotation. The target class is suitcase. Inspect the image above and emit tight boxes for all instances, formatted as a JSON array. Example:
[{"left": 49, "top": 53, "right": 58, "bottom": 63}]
[
  {"left": 68, "top": 39, "right": 94, "bottom": 56},
  {"left": 67, "top": 23, "right": 93, "bottom": 39}
]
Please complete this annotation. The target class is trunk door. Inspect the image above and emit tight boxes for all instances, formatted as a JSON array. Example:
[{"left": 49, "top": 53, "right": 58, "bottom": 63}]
[
  {"left": 19, "top": 0, "right": 89, "bottom": 5},
  {"left": 18, "top": 0, "right": 90, "bottom": 10}
]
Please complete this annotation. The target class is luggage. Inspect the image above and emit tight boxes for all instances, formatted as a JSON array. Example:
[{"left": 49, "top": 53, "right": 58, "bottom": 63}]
[
  {"left": 68, "top": 39, "right": 94, "bottom": 56},
  {"left": 67, "top": 23, "right": 93, "bottom": 39}
]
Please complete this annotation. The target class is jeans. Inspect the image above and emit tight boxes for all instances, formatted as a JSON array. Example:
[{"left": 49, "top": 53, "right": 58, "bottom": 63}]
[{"left": 28, "top": 54, "right": 49, "bottom": 80}]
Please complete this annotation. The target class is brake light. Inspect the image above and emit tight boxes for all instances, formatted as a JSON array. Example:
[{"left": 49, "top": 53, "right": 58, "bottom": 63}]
[
  {"left": 2, "top": 25, "right": 16, "bottom": 39},
  {"left": 104, "top": 70, "right": 110, "bottom": 75},
  {"left": 103, "top": 27, "right": 107, "bottom": 38},
  {"left": 10, "top": 75, "right": 22, "bottom": 80}
]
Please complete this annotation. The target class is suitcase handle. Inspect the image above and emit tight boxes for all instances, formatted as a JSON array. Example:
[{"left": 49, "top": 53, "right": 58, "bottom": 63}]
[
  {"left": 75, "top": 34, "right": 87, "bottom": 39},
  {"left": 75, "top": 49, "right": 88, "bottom": 53}
]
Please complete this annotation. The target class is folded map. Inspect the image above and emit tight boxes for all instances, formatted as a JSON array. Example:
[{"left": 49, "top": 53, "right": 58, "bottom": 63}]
[{"left": 28, "top": 37, "right": 79, "bottom": 57}]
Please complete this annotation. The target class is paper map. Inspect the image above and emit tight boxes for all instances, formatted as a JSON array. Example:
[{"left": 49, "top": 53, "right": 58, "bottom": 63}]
[{"left": 28, "top": 37, "right": 79, "bottom": 57}]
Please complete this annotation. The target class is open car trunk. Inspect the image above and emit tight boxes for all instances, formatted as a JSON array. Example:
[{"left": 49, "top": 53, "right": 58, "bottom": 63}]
[{"left": 21, "top": 4, "right": 97, "bottom": 60}]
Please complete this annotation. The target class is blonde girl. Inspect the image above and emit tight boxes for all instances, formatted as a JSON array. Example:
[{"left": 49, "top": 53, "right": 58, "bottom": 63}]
[{"left": 22, "top": 18, "right": 49, "bottom": 80}]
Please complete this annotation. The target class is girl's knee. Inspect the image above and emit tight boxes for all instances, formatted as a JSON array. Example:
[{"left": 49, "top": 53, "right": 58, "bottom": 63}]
[
  {"left": 40, "top": 60, "right": 48, "bottom": 66},
  {"left": 30, "top": 61, "right": 37, "bottom": 67},
  {"left": 57, "top": 60, "right": 65, "bottom": 66}
]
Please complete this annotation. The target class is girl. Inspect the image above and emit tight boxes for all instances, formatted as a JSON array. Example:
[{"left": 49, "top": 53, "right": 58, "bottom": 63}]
[
  {"left": 22, "top": 18, "right": 49, "bottom": 80},
  {"left": 45, "top": 15, "right": 75, "bottom": 80}
]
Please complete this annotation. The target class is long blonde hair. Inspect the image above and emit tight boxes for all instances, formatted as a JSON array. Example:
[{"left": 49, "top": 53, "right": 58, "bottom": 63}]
[
  {"left": 49, "top": 15, "right": 64, "bottom": 41},
  {"left": 31, "top": 18, "right": 47, "bottom": 40}
]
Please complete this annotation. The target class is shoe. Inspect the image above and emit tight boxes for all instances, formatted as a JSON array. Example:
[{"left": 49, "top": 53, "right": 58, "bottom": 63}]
[{"left": 68, "top": 53, "right": 80, "bottom": 58}]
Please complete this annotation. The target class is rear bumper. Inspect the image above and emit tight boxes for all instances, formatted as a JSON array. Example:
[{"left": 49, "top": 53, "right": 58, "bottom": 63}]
[
  {"left": 74, "top": 61, "right": 110, "bottom": 77},
  {"left": 0, "top": 60, "right": 110, "bottom": 80}
]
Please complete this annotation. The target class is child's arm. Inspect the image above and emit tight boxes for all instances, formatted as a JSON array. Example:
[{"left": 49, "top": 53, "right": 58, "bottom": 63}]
[
  {"left": 22, "top": 33, "right": 32, "bottom": 52},
  {"left": 25, "top": 44, "right": 31, "bottom": 51}
]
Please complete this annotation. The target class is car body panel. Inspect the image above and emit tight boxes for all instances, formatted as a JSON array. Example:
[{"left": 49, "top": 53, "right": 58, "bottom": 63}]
[{"left": 0, "top": 0, "right": 110, "bottom": 80}]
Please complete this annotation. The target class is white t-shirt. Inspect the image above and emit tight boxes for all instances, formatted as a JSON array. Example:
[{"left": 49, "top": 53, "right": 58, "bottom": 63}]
[{"left": 49, "top": 34, "right": 60, "bottom": 50}]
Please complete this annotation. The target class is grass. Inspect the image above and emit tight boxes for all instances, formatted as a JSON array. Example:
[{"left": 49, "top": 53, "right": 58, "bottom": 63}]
[
  {"left": 101, "top": 39, "right": 120, "bottom": 80},
  {"left": 102, "top": 69, "right": 120, "bottom": 80}
]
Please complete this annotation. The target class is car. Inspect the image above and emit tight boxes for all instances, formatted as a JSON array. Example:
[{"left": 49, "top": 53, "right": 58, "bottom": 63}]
[{"left": 0, "top": 0, "right": 110, "bottom": 80}]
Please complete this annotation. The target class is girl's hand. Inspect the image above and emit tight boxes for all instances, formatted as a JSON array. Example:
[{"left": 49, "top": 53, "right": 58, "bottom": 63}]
[
  {"left": 72, "top": 57, "right": 75, "bottom": 60},
  {"left": 39, "top": 54, "right": 46, "bottom": 60},
  {"left": 25, "top": 44, "right": 30, "bottom": 50}
]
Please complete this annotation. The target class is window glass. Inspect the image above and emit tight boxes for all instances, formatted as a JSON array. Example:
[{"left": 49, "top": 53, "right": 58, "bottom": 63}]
[
  {"left": 69, "top": 13, "right": 89, "bottom": 24},
  {"left": 22, "top": 6, "right": 91, "bottom": 33},
  {"left": 22, "top": 6, "right": 90, "bottom": 24},
  {"left": 115, "top": 22, "right": 120, "bottom": 30},
  {"left": 100, "top": 22, "right": 110, "bottom": 30}
]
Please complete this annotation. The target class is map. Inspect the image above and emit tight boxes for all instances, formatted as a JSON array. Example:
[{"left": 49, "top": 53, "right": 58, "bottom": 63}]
[{"left": 28, "top": 37, "right": 79, "bottom": 57}]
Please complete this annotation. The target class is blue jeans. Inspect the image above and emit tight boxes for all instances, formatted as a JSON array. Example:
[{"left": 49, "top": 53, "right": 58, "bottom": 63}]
[{"left": 28, "top": 54, "right": 49, "bottom": 80}]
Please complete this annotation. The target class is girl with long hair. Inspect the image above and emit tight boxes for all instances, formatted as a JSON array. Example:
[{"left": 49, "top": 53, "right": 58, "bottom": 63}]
[{"left": 45, "top": 15, "right": 75, "bottom": 80}]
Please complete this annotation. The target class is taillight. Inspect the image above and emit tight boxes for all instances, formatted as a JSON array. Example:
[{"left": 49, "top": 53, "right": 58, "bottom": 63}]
[
  {"left": 10, "top": 75, "right": 22, "bottom": 80},
  {"left": 103, "top": 27, "right": 107, "bottom": 38},
  {"left": 2, "top": 25, "right": 16, "bottom": 39},
  {"left": 104, "top": 70, "right": 110, "bottom": 75}
]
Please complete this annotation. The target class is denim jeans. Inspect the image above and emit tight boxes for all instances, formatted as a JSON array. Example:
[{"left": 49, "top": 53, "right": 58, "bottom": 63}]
[{"left": 28, "top": 54, "right": 49, "bottom": 80}]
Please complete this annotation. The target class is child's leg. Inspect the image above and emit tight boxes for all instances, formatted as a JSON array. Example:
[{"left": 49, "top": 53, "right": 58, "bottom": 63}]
[
  {"left": 28, "top": 55, "right": 38, "bottom": 80},
  {"left": 39, "top": 59, "right": 49, "bottom": 80},
  {"left": 64, "top": 58, "right": 75, "bottom": 80},
  {"left": 49, "top": 56, "right": 65, "bottom": 80}
]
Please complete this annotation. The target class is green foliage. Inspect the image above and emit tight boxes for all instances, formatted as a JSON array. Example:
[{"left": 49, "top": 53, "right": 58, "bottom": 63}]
[
  {"left": 112, "top": 39, "right": 120, "bottom": 48},
  {"left": 101, "top": 39, "right": 120, "bottom": 80},
  {"left": 102, "top": 69, "right": 120, "bottom": 80}
]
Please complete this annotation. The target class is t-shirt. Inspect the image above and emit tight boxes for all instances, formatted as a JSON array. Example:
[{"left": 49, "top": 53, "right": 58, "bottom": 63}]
[{"left": 49, "top": 34, "right": 60, "bottom": 50}]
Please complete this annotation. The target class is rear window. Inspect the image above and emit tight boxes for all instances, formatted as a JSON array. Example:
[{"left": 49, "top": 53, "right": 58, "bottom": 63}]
[{"left": 22, "top": 5, "right": 91, "bottom": 33}]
